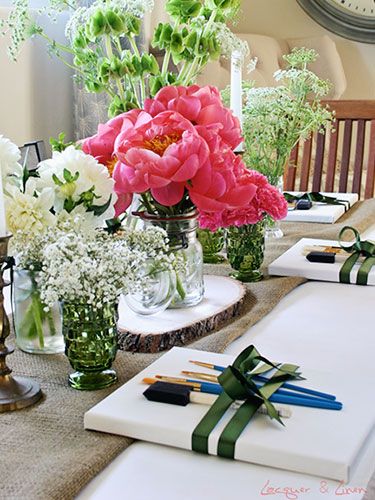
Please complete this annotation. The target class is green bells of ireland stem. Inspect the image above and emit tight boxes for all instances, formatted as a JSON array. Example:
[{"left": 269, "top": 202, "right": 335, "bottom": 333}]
[
  {"left": 166, "top": 0, "right": 202, "bottom": 20},
  {"left": 3, "top": 0, "right": 246, "bottom": 118}
]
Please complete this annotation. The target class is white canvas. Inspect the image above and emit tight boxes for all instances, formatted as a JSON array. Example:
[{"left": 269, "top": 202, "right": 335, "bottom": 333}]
[
  {"left": 284, "top": 192, "right": 358, "bottom": 223},
  {"left": 84, "top": 347, "right": 375, "bottom": 481},
  {"left": 268, "top": 237, "right": 375, "bottom": 286}
]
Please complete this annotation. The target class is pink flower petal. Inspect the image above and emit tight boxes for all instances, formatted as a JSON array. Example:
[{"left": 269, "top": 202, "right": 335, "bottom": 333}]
[{"left": 151, "top": 183, "right": 185, "bottom": 206}]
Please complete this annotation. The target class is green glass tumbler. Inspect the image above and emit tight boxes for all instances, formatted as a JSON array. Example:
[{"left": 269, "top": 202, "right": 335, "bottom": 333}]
[
  {"left": 61, "top": 302, "right": 118, "bottom": 390},
  {"left": 197, "top": 228, "right": 225, "bottom": 264},
  {"left": 226, "top": 221, "right": 265, "bottom": 282}
]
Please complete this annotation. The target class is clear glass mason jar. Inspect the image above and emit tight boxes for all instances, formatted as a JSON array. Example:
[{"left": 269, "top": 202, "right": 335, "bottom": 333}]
[
  {"left": 13, "top": 269, "right": 64, "bottom": 354},
  {"left": 141, "top": 211, "right": 204, "bottom": 308},
  {"left": 61, "top": 302, "right": 118, "bottom": 390},
  {"left": 265, "top": 175, "right": 284, "bottom": 239}
]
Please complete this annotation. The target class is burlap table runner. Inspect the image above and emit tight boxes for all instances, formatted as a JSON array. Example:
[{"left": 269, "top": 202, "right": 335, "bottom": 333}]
[{"left": 1, "top": 199, "right": 374, "bottom": 500}]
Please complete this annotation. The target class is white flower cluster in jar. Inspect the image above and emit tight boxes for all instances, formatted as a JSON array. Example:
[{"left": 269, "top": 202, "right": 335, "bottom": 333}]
[
  {"left": 239, "top": 47, "right": 334, "bottom": 183},
  {"left": 37, "top": 146, "right": 116, "bottom": 217},
  {"left": 5, "top": 143, "right": 116, "bottom": 244},
  {"left": 38, "top": 226, "right": 174, "bottom": 310},
  {"left": 13, "top": 205, "right": 103, "bottom": 271}
]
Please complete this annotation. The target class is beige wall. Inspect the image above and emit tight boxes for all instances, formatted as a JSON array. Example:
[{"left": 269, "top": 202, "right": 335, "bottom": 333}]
[
  {"left": 150, "top": 0, "right": 375, "bottom": 99},
  {"left": 0, "top": 9, "right": 74, "bottom": 147},
  {"left": 234, "top": 0, "right": 375, "bottom": 99}
]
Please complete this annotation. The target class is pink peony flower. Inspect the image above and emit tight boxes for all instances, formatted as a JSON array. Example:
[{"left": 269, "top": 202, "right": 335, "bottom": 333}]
[
  {"left": 82, "top": 109, "right": 150, "bottom": 175},
  {"left": 145, "top": 85, "right": 242, "bottom": 150},
  {"left": 114, "top": 110, "right": 210, "bottom": 206},
  {"left": 189, "top": 150, "right": 257, "bottom": 213}
]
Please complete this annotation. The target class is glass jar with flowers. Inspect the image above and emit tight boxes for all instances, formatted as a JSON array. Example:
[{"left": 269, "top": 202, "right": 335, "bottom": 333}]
[
  {"left": 83, "top": 84, "right": 262, "bottom": 307},
  {"left": 4, "top": 143, "right": 117, "bottom": 354},
  {"left": 38, "top": 227, "right": 173, "bottom": 390},
  {"left": 199, "top": 170, "right": 288, "bottom": 282},
  {"left": 241, "top": 48, "right": 334, "bottom": 238}
]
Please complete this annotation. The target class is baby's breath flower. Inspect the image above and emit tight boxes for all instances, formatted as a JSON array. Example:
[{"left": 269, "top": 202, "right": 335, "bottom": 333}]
[{"left": 38, "top": 227, "right": 172, "bottom": 309}]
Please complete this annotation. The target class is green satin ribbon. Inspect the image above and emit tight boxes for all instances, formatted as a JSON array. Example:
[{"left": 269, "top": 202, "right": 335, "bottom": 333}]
[
  {"left": 339, "top": 226, "right": 375, "bottom": 286},
  {"left": 191, "top": 346, "right": 302, "bottom": 459},
  {"left": 284, "top": 192, "right": 350, "bottom": 211}
]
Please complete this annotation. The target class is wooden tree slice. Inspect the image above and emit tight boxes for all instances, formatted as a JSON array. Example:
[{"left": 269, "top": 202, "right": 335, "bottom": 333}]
[{"left": 117, "top": 275, "right": 246, "bottom": 353}]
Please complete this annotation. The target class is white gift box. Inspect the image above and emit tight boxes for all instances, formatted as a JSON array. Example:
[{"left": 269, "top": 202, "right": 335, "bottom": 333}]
[
  {"left": 84, "top": 347, "right": 375, "bottom": 481},
  {"left": 284, "top": 192, "right": 358, "bottom": 223},
  {"left": 268, "top": 237, "right": 375, "bottom": 286}
]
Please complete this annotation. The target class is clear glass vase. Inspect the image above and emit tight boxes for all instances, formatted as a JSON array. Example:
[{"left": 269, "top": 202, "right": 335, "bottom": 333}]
[
  {"left": 13, "top": 269, "right": 64, "bottom": 354},
  {"left": 61, "top": 302, "right": 118, "bottom": 390},
  {"left": 197, "top": 228, "right": 226, "bottom": 264},
  {"left": 125, "top": 262, "right": 177, "bottom": 315},
  {"left": 226, "top": 221, "right": 266, "bottom": 282},
  {"left": 265, "top": 175, "right": 284, "bottom": 239},
  {"left": 141, "top": 211, "right": 204, "bottom": 308}
]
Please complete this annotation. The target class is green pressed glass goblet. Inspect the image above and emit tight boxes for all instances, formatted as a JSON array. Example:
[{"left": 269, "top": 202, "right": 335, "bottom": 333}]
[
  {"left": 226, "top": 221, "right": 265, "bottom": 283},
  {"left": 61, "top": 302, "right": 118, "bottom": 390}
]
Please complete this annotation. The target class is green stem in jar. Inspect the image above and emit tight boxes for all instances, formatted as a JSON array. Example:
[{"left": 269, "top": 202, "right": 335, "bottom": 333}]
[
  {"left": 46, "top": 309, "right": 57, "bottom": 337},
  {"left": 175, "top": 272, "right": 186, "bottom": 301},
  {"left": 31, "top": 293, "right": 45, "bottom": 349}
]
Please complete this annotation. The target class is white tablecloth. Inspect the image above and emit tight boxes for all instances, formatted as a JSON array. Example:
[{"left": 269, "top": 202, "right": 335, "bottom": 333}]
[{"left": 78, "top": 225, "right": 375, "bottom": 500}]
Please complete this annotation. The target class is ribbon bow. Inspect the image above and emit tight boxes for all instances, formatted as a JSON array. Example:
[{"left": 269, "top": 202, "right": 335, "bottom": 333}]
[
  {"left": 284, "top": 192, "right": 350, "bottom": 211},
  {"left": 191, "top": 345, "right": 302, "bottom": 459},
  {"left": 339, "top": 226, "right": 375, "bottom": 286}
]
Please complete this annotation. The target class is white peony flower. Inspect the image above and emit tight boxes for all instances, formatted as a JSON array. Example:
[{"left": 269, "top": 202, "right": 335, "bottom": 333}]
[
  {"left": 5, "top": 179, "right": 56, "bottom": 236},
  {"left": 0, "top": 134, "right": 23, "bottom": 186},
  {"left": 37, "top": 146, "right": 116, "bottom": 217}
]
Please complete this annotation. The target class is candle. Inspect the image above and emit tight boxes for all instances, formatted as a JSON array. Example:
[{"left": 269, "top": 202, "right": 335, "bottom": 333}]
[
  {"left": 230, "top": 50, "right": 243, "bottom": 152},
  {"left": 0, "top": 164, "right": 7, "bottom": 237}
]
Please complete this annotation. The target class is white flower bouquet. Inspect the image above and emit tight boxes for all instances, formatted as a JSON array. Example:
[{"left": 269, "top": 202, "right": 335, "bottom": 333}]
[
  {"left": 241, "top": 48, "right": 334, "bottom": 185},
  {"left": 38, "top": 226, "right": 173, "bottom": 309}
]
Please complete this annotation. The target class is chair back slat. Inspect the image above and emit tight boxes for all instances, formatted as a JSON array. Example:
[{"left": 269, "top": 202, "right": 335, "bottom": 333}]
[
  {"left": 325, "top": 121, "right": 339, "bottom": 192},
  {"left": 365, "top": 120, "right": 375, "bottom": 199},
  {"left": 299, "top": 137, "right": 312, "bottom": 191},
  {"left": 284, "top": 144, "right": 298, "bottom": 190},
  {"left": 352, "top": 119, "right": 366, "bottom": 196},
  {"left": 338, "top": 119, "right": 353, "bottom": 192},
  {"left": 312, "top": 131, "right": 325, "bottom": 191}
]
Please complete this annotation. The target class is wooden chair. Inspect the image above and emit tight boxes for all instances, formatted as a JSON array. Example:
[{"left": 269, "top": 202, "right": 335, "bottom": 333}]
[{"left": 284, "top": 100, "right": 375, "bottom": 199}]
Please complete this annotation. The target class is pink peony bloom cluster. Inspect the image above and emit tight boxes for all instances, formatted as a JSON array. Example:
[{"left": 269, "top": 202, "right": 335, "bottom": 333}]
[
  {"left": 199, "top": 170, "right": 288, "bottom": 231},
  {"left": 82, "top": 84, "right": 287, "bottom": 229}
]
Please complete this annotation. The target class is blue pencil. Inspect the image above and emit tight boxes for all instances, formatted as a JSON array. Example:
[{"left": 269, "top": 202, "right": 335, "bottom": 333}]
[{"left": 190, "top": 361, "right": 337, "bottom": 401}]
